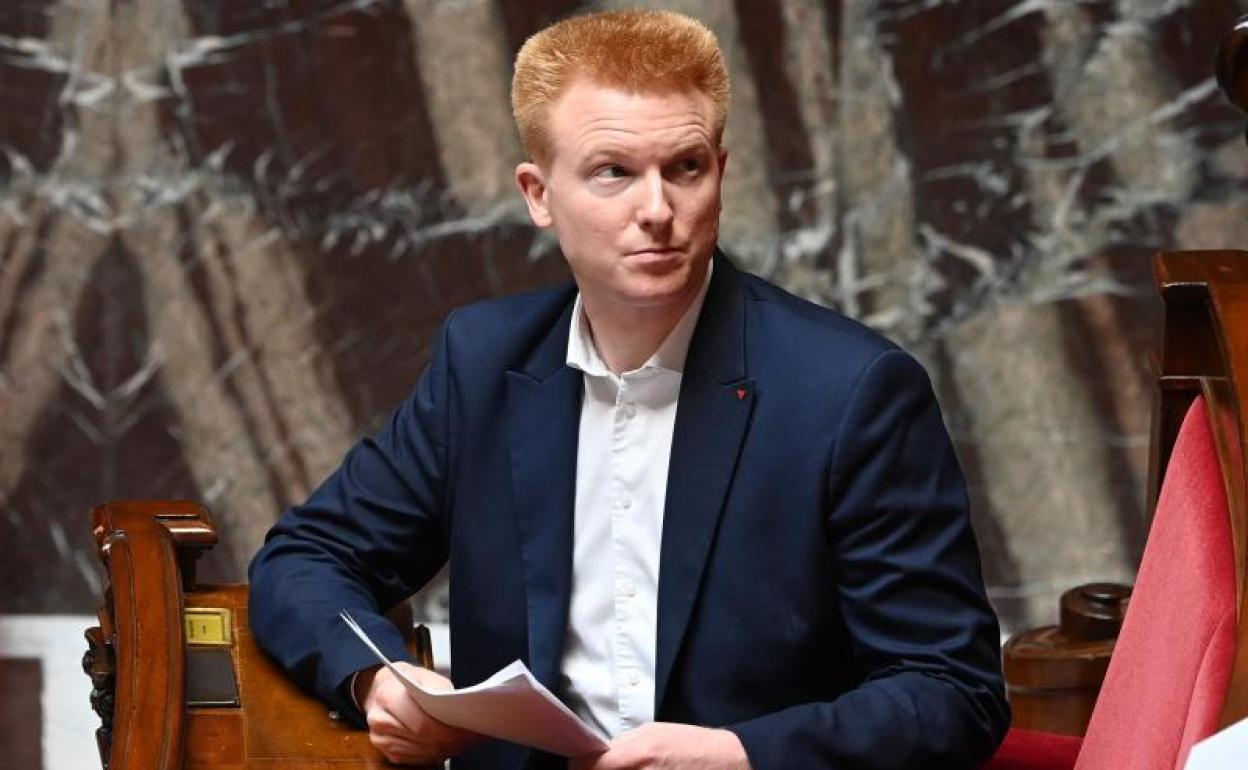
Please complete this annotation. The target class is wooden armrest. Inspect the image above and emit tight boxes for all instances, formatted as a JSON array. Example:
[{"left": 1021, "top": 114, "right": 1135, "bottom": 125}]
[
  {"left": 84, "top": 500, "right": 437, "bottom": 770},
  {"left": 86, "top": 501, "right": 212, "bottom": 770}
]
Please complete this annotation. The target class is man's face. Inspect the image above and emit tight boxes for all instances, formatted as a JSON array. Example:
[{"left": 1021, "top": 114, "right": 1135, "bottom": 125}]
[{"left": 515, "top": 79, "right": 727, "bottom": 317}]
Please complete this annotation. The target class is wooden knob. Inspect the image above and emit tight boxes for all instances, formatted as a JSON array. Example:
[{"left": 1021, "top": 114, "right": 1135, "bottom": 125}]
[
  {"left": 1059, "top": 582, "right": 1131, "bottom": 641},
  {"left": 1217, "top": 15, "right": 1248, "bottom": 115}
]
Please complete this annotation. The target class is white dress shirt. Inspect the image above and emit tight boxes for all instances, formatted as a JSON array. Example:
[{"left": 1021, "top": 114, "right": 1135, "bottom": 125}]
[{"left": 559, "top": 265, "right": 713, "bottom": 739}]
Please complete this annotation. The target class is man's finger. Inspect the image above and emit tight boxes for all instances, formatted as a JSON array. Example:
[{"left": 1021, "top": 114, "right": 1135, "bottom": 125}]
[
  {"left": 569, "top": 751, "right": 635, "bottom": 770},
  {"left": 365, "top": 705, "right": 408, "bottom": 736},
  {"left": 369, "top": 732, "right": 426, "bottom": 765},
  {"left": 385, "top": 697, "right": 442, "bottom": 737}
]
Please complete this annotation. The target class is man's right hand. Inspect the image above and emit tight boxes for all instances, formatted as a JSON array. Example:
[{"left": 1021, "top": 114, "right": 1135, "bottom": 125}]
[{"left": 355, "top": 662, "right": 481, "bottom": 765}]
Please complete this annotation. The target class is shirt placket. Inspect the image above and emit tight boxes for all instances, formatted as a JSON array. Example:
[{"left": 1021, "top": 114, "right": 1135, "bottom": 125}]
[{"left": 608, "top": 371, "right": 646, "bottom": 734}]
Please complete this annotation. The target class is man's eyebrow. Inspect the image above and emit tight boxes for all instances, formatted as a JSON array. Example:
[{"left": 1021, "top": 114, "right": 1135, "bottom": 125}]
[
  {"left": 577, "top": 137, "right": 714, "bottom": 162},
  {"left": 665, "top": 140, "right": 715, "bottom": 157},
  {"left": 580, "top": 142, "right": 630, "bottom": 158}
]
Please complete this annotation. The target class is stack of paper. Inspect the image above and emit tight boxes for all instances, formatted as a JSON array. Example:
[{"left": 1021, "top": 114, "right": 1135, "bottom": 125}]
[
  {"left": 1184, "top": 715, "right": 1248, "bottom": 770},
  {"left": 340, "top": 611, "right": 608, "bottom": 757}
]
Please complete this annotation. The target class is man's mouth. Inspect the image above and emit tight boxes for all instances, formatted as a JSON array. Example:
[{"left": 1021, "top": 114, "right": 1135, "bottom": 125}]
[{"left": 627, "top": 247, "right": 682, "bottom": 258}]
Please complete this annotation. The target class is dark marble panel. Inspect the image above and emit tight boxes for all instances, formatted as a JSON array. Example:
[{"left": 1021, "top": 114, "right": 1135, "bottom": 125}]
[
  {"left": 497, "top": 0, "right": 589, "bottom": 56},
  {"left": 0, "top": 0, "right": 1246, "bottom": 634},
  {"left": 0, "top": 658, "right": 43, "bottom": 770},
  {"left": 1, "top": 238, "right": 203, "bottom": 612},
  {"left": 0, "top": 3, "right": 63, "bottom": 180},
  {"left": 734, "top": 0, "right": 820, "bottom": 234}
]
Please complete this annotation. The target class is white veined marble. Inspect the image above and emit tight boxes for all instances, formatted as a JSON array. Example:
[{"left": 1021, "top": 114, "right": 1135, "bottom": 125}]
[{"left": 0, "top": 615, "right": 99, "bottom": 770}]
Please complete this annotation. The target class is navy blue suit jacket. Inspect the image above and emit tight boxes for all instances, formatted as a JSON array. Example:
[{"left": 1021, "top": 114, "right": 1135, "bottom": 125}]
[{"left": 249, "top": 255, "right": 1009, "bottom": 769}]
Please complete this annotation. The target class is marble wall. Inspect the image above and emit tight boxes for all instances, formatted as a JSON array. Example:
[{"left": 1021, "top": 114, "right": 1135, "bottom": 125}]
[{"left": 1, "top": 0, "right": 1246, "bottom": 635}]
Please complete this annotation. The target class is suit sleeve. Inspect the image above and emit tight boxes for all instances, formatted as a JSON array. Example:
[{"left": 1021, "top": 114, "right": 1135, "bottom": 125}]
[
  {"left": 727, "top": 349, "right": 1010, "bottom": 769},
  {"left": 247, "top": 312, "right": 457, "bottom": 716}
]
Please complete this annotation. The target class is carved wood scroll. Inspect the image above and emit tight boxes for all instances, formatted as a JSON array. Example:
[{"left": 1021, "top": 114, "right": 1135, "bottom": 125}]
[{"left": 84, "top": 501, "right": 217, "bottom": 770}]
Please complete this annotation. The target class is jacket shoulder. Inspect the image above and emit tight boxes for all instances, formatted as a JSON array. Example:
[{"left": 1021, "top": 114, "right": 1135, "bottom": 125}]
[
  {"left": 440, "top": 281, "right": 576, "bottom": 369},
  {"left": 737, "top": 270, "right": 900, "bottom": 373}
]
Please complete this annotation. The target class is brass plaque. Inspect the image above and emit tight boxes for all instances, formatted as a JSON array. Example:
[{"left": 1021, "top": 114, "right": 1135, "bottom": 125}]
[{"left": 184, "top": 607, "right": 233, "bottom": 646}]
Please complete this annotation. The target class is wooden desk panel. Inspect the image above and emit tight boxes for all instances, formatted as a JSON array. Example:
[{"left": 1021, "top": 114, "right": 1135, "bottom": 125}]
[
  {"left": 185, "top": 585, "right": 387, "bottom": 769},
  {"left": 87, "top": 501, "right": 441, "bottom": 770}
]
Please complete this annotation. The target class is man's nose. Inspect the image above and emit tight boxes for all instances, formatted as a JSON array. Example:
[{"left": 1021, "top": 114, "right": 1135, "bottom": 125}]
[{"left": 636, "top": 171, "right": 674, "bottom": 230}]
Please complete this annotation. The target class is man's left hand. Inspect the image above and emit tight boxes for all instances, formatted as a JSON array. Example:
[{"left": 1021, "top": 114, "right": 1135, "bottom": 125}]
[{"left": 570, "top": 723, "right": 751, "bottom": 770}]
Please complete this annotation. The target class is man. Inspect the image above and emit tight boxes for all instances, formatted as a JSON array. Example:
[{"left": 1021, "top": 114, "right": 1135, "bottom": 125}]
[{"left": 249, "top": 10, "right": 1009, "bottom": 770}]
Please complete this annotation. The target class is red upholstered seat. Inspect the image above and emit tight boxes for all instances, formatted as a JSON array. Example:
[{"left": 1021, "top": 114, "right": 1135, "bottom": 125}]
[
  {"left": 988, "top": 396, "right": 1238, "bottom": 770},
  {"left": 988, "top": 728, "right": 1081, "bottom": 770},
  {"left": 1074, "top": 395, "right": 1237, "bottom": 769}
]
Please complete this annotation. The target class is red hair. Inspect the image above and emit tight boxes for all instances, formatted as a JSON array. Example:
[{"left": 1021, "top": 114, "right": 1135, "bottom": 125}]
[{"left": 511, "top": 9, "right": 731, "bottom": 164}]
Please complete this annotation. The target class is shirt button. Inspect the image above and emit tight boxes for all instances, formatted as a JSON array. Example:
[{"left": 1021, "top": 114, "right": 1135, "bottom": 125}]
[
  {"left": 621, "top": 403, "right": 637, "bottom": 419},
  {"left": 617, "top": 579, "right": 636, "bottom": 597},
  {"left": 628, "top": 673, "right": 641, "bottom": 686},
  {"left": 617, "top": 497, "right": 632, "bottom": 510}
]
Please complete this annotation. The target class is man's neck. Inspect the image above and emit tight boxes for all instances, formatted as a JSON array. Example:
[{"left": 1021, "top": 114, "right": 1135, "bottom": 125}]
[{"left": 581, "top": 290, "right": 697, "bottom": 376}]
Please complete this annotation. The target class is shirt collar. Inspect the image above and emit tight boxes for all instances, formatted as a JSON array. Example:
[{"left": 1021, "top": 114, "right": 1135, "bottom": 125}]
[{"left": 566, "top": 261, "right": 714, "bottom": 378}]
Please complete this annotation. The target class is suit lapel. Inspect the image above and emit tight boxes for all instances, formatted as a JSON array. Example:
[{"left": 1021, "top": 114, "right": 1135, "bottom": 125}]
[
  {"left": 655, "top": 256, "right": 755, "bottom": 711},
  {"left": 506, "top": 301, "right": 581, "bottom": 692}
]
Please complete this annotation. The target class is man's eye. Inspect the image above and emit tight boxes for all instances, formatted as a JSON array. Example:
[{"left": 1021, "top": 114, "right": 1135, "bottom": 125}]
[
  {"left": 594, "top": 164, "right": 629, "bottom": 179},
  {"left": 675, "top": 158, "right": 702, "bottom": 176}
]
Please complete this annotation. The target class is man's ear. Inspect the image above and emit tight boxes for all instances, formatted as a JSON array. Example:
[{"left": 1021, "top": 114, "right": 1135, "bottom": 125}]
[{"left": 515, "top": 162, "right": 552, "bottom": 227}]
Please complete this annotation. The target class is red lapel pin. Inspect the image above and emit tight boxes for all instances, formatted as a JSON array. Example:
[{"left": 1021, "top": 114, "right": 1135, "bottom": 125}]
[{"left": 736, "top": 387, "right": 748, "bottom": 400}]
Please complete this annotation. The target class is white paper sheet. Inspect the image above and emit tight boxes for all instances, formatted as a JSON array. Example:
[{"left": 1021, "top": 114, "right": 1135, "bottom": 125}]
[
  {"left": 1184, "top": 714, "right": 1248, "bottom": 770},
  {"left": 340, "top": 610, "right": 608, "bottom": 757}
]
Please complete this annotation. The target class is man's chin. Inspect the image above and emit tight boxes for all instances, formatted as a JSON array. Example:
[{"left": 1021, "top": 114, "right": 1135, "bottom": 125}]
[{"left": 607, "top": 276, "right": 702, "bottom": 312}]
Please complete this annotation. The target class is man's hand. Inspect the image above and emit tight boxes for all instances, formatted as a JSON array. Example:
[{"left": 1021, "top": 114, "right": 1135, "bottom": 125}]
[
  {"left": 570, "top": 723, "right": 751, "bottom": 770},
  {"left": 355, "top": 662, "right": 481, "bottom": 765}
]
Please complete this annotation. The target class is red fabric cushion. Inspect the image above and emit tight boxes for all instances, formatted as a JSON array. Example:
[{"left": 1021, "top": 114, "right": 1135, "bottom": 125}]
[
  {"left": 1073, "top": 396, "right": 1236, "bottom": 770},
  {"left": 1174, "top": 610, "right": 1237, "bottom": 768},
  {"left": 986, "top": 728, "right": 1081, "bottom": 770}
]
